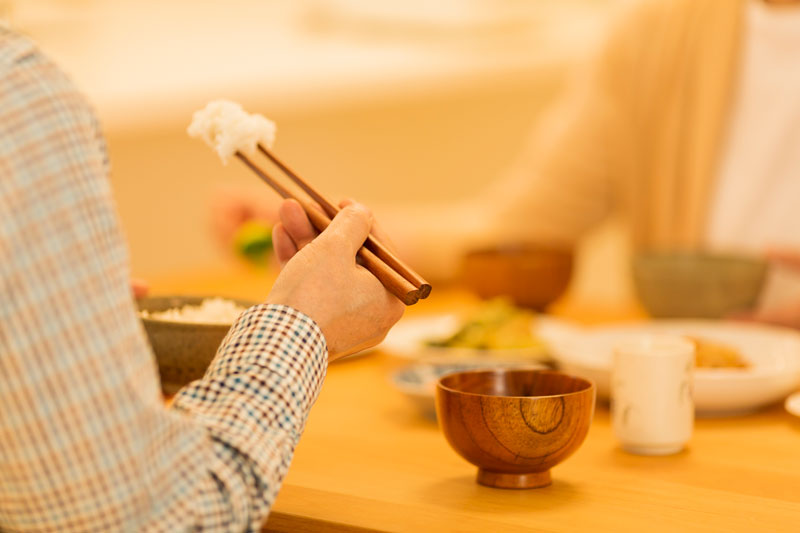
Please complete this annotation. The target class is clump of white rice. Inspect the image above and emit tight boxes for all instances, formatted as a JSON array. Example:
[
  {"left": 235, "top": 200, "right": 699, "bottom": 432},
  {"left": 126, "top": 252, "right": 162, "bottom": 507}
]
[
  {"left": 141, "top": 298, "right": 247, "bottom": 324},
  {"left": 187, "top": 99, "right": 276, "bottom": 164}
]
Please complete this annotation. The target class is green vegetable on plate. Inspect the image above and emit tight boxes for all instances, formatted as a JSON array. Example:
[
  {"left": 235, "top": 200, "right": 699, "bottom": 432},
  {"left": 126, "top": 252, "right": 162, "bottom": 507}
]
[
  {"left": 233, "top": 220, "right": 273, "bottom": 264},
  {"left": 425, "top": 298, "right": 544, "bottom": 351}
]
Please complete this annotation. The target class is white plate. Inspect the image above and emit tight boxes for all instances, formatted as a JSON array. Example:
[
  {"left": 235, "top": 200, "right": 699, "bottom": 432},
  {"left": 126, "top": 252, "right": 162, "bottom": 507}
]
[
  {"left": 786, "top": 392, "right": 800, "bottom": 417},
  {"left": 540, "top": 320, "right": 800, "bottom": 416},
  {"left": 380, "top": 313, "right": 553, "bottom": 364}
]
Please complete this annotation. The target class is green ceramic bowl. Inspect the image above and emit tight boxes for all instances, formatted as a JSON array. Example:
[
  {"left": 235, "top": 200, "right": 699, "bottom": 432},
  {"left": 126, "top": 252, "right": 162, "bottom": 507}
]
[
  {"left": 632, "top": 252, "right": 767, "bottom": 318},
  {"left": 137, "top": 296, "right": 256, "bottom": 395}
]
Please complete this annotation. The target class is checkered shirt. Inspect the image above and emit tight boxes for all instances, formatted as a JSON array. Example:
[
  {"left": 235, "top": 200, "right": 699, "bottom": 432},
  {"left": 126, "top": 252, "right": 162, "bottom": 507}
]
[{"left": 0, "top": 28, "right": 328, "bottom": 531}]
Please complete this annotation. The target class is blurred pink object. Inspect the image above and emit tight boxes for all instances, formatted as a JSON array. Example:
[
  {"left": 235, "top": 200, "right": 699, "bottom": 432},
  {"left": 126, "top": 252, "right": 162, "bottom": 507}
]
[{"left": 753, "top": 255, "right": 800, "bottom": 328}]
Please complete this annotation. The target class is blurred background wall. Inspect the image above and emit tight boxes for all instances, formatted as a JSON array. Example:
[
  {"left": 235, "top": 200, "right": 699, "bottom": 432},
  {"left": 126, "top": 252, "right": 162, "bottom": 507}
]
[{"left": 3, "top": 0, "right": 633, "bottom": 306}]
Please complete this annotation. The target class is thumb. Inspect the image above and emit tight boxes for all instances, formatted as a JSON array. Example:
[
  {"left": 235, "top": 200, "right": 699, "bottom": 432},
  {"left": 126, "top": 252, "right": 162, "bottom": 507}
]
[{"left": 316, "top": 204, "right": 373, "bottom": 258}]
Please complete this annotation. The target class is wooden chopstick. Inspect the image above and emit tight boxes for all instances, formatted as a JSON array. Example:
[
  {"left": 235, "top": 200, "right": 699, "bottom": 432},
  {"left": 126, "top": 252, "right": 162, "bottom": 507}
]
[
  {"left": 257, "top": 145, "right": 432, "bottom": 299},
  {"left": 235, "top": 152, "right": 423, "bottom": 306}
]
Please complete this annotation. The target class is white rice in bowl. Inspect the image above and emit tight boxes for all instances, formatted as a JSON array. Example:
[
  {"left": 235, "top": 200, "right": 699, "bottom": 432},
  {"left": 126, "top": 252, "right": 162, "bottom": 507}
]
[
  {"left": 140, "top": 297, "right": 247, "bottom": 325},
  {"left": 187, "top": 99, "right": 276, "bottom": 164}
]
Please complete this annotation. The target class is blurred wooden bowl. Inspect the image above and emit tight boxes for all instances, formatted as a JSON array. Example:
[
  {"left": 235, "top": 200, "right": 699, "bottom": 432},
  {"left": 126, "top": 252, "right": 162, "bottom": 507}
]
[
  {"left": 460, "top": 245, "right": 572, "bottom": 310},
  {"left": 138, "top": 296, "right": 256, "bottom": 395},
  {"left": 633, "top": 252, "right": 767, "bottom": 318},
  {"left": 436, "top": 369, "right": 595, "bottom": 489}
]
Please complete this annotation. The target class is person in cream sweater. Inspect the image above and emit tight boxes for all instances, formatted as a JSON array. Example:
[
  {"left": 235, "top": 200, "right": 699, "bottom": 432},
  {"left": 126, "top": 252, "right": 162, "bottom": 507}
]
[{"left": 217, "top": 0, "right": 800, "bottom": 327}]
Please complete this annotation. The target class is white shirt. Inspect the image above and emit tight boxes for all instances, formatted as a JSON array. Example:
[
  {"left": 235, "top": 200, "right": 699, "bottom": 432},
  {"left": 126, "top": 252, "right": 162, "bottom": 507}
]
[{"left": 705, "top": 1, "right": 800, "bottom": 253}]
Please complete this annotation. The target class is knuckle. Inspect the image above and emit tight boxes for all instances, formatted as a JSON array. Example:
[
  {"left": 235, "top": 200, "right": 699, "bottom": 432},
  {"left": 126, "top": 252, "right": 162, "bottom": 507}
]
[
  {"left": 374, "top": 330, "right": 390, "bottom": 345},
  {"left": 379, "top": 300, "right": 404, "bottom": 331},
  {"left": 343, "top": 204, "right": 372, "bottom": 226},
  {"left": 389, "top": 301, "right": 405, "bottom": 324}
]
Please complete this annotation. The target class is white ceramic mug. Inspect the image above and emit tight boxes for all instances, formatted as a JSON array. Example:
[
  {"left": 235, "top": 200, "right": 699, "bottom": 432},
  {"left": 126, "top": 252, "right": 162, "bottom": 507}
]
[{"left": 611, "top": 335, "right": 694, "bottom": 455}]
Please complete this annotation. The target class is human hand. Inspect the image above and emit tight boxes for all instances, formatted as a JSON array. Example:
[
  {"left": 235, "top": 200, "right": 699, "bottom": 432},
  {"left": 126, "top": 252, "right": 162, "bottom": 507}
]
[
  {"left": 271, "top": 198, "right": 397, "bottom": 268},
  {"left": 731, "top": 250, "right": 800, "bottom": 329},
  {"left": 131, "top": 279, "right": 148, "bottom": 299},
  {"left": 266, "top": 200, "right": 405, "bottom": 359}
]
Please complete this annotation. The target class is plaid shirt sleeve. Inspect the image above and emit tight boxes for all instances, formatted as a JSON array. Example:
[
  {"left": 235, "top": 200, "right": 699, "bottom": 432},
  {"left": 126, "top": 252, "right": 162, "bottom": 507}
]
[{"left": 0, "top": 28, "right": 328, "bottom": 532}]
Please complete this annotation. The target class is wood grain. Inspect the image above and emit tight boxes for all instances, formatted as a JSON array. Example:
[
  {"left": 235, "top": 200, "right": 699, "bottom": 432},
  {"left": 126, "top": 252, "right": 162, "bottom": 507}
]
[
  {"left": 266, "top": 346, "right": 800, "bottom": 532},
  {"left": 436, "top": 370, "right": 595, "bottom": 488}
]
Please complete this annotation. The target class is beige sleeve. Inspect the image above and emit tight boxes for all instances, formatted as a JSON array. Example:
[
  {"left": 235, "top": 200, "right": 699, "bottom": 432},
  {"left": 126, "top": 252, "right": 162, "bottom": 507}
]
[
  {"left": 482, "top": 68, "right": 626, "bottom": 248},
  {"left": 380, "top": 19, "right": 636, "bottom": 282}
]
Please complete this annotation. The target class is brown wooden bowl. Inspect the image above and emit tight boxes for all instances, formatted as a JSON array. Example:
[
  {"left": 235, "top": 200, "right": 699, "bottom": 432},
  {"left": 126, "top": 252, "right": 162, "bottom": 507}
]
[
  {"left": 459, "top": 245, "right": 573, "bottom": 310},
  {"left": 436, "top": 369, "right": 595, "bottom": 489}
]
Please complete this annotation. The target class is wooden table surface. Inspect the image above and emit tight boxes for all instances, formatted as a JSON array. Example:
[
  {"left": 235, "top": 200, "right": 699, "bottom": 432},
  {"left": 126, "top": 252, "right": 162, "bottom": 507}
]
[{"left": 153, "top": 268, "right": 800, "bottom": 532}]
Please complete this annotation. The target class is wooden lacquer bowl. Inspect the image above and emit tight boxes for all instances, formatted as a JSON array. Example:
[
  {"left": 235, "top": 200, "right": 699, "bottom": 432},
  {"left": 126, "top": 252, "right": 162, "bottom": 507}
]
[
  {"left": 460, "top": 245, "right": 573, "bottom": 310},
  {"left": 436, "top": 369, "right": 595, "bottom": 489}
]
